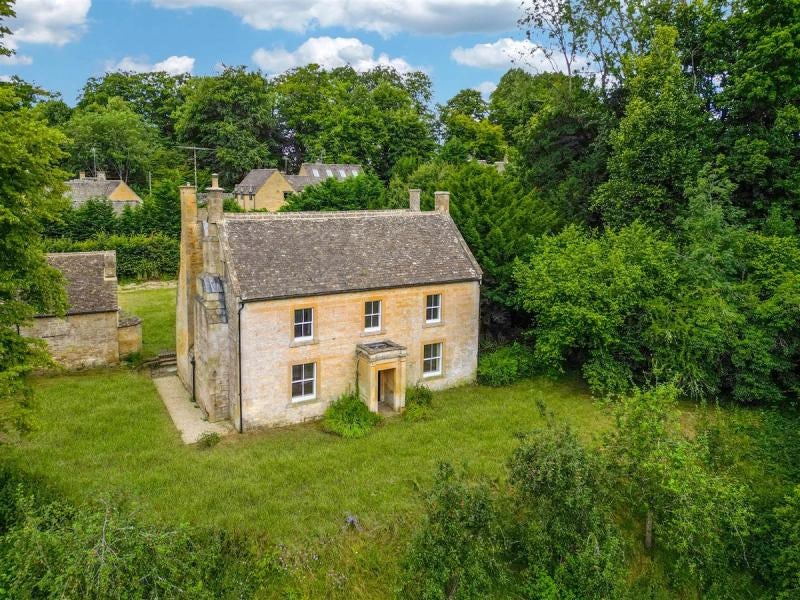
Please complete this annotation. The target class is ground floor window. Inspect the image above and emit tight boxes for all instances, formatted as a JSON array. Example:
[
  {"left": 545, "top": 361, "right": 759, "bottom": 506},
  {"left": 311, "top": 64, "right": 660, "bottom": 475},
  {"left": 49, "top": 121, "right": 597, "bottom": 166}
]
[
  {"left": 423, "top": 343, "right": 442, "bottom": 377},
  {"left": 291, "top": 362, "right": 316, "bottom": 401}
]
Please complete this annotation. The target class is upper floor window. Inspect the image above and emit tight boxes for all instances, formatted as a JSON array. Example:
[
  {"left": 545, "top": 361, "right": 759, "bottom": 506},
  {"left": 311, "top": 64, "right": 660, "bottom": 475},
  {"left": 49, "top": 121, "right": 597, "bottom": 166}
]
[
  {"left": 426, "top": 294, "right": 441, "bottom": 323},
  {"left": 339, "top": 169, "right": 346, "bottom": 178},
  {"left": 423, "top": 343, "right": 442, "bottom": 377},
  {"left": 364, "top": 300, "right": 381, "bottom": 332},
  {"left": 291, "top": 362, "right": 316, "bottom": 401},
  {"left": 293, "top": 308, "right": 313, "bottom": 341},
  {"left": 326, "top": 168, "right": 333, "bottom": 177},
  {"left": 311, "top": 168, "right": 320, "bottom": 177}
]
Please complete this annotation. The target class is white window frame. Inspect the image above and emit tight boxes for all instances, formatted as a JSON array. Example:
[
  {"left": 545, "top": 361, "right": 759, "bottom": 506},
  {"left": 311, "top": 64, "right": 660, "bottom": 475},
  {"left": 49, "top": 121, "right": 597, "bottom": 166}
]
[
  {"left": 293, "top": 307, "right": 313, "bottom": 341},
  {"left": 338, "top": 168, "right": 346, "bottom": 178},
  {"left": 425, "top": 294, "right": 442, "bottom": 324},
  {"left": 311, "top": 168, "right": 319, "bottom": 177},
  {"left": 291, "top": 362, "right": 316, "bottom": 401},
  {"left": 325, "top": 168, "right": 333, "bottom": 177},
  {"left": 423, "top": 343, "right": 442, "bottom": 377},
  {"left": 351, "top": 169, "right": 359, "bottom": 176},
  {"left": 364, "top": 300, "right": 382, "bottom": 332}
]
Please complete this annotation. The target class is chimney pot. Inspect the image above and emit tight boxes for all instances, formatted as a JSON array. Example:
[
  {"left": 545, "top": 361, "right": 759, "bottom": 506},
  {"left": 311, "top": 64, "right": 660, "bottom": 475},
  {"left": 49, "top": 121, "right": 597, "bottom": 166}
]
[
  {"left": 79, "top": 170, "right": 85, "bottom": 180},
  {"left": 211, "top": 173, "right": 220, "bottom": 189},
  {"left": 434, "top": 191, "right": 450, "bottom": 213},
  {"left": 409, "top": 188, "right": 421, "bottom": 211}
]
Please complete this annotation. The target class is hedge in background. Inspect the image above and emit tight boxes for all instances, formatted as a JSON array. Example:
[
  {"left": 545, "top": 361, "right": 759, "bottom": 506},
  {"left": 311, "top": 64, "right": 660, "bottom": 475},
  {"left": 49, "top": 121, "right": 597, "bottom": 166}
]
[
  {"left": 45, "top": 234, "right": 179, "bottom": 281},
  {"left": 477, "top": 343, "right": 533, "bottom": 387}
]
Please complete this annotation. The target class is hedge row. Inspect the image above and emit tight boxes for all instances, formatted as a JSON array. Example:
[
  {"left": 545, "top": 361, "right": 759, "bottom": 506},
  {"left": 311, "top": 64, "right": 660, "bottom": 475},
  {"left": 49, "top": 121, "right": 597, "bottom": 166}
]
[{"left": 44, "top": 234, "right": 179, "bottom": 281}]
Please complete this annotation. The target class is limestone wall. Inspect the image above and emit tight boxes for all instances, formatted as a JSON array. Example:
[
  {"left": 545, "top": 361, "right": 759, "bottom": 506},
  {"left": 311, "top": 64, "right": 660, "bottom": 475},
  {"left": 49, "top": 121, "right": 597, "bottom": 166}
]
[
  {"left": 24, "top": 311, "right": 120, "bottom": 369},
  {"left": 238, "top": 280, "right": 480, "bottom": 429},
  {"left": 253, "top": 172, "right": 293, "bottom": 211},
  {"left": 117, "top": 316, "right": 142, "bottom": 358}
]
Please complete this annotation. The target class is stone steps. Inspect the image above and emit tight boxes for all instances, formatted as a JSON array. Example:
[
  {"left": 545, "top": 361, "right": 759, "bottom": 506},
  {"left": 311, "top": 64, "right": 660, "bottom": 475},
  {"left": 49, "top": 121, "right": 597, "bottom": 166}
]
[{"left": 142, "top": 351, "right": 177, "bottom": 378}]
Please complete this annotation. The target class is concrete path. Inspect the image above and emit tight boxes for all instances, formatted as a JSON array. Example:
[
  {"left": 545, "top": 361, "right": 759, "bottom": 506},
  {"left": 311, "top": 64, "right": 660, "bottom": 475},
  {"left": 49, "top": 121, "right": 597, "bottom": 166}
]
[{"left": 152, "top": 375, "right": 233, "bottom": 444}]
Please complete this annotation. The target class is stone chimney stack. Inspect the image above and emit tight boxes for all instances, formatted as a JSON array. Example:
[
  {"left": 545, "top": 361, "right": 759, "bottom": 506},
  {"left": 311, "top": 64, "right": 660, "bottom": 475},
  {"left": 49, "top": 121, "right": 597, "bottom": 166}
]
[
  {"left": 409, "top": 188, "right": 421, "bottom": 211},
  {"left": 434, "top": 191, "right": 450, "bottom": 213},
  {"left": 203, "top": 174, "right": 224, "bottom": 275},
  {"left": 176, "top": 183, "right": 200, "bottom": 389},
  {"left": 206, "top": 173, "right": 224, "bottom": 225},
  {"left": 79, "top": 170, "right": 85, "bottom": 180},
  {"left": 96, "top": 170, "right": 106, "bottom": 180}
]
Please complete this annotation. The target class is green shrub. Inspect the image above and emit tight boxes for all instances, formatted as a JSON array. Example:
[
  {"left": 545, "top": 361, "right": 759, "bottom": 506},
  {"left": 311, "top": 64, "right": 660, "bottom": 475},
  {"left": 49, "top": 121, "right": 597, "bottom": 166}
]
[
  {"left": 322, "top": 392, "right": 381, "bottom": 439},
  {"left": 400, "top": 463, "right": 503, "bottom": 599},
  {"left": 45, "top": 233, "right": 179, "bottom": 281},
  {"left": 477, "top": 343, "right": 532, "bottom": 387},
  {"left": 197, "top": 431, "right": 221, "bottom": 449},
  {"left": 773, "top": 485, "right": 800, "bottom": 599},
  {"left": 404, "top": 384, "right": 434, "bottom": 421}
]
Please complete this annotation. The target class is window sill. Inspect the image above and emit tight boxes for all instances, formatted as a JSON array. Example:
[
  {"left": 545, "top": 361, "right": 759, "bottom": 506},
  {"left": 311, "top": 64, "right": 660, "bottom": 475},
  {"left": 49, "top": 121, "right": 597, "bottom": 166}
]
[
  {"left": 422, "top": 371, "right": 443, "bottom": 380},
  {"left": 290, "top": 338, "right": 318, "bottom": 348},
  {"left": 360, "top": 329, "right": 386, "bottom": 338},
  {"left": 290, "top": 395, "right": 318, "bottom": 406},
  {"left": 423, "top": 319, "right": 444, "bottom": 329}
]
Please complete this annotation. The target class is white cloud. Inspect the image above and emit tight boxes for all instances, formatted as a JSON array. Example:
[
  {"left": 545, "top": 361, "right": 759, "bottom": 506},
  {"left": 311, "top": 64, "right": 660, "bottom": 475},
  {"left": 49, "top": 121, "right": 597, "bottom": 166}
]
[
  {"left": 474, "top": 81, "right": 497, "bottom": 98},
  {"left": 0, "top": 53, "right": 33, "bottom": 66},
  {"left": 0, "top": 74, "right": 11, "bottom": 82},
  {"left": 452, "top": 37, "right": 591, "bottom": 74},
  {"left": 6, "top": 0, "right": 91, "bottom": 46},
  {"left": 105, "top": 55, "right": 196, "bottom": 75},
  {"left": 252, "top": 37, "right": 418, "bottom": 75},
  {"left": 152, "top": 0, "right": 518, "bottom": 36}
]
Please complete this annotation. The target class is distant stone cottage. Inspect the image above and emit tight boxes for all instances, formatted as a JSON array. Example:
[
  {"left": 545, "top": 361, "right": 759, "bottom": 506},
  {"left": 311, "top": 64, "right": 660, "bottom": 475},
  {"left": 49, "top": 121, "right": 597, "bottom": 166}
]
[
  {"left": 233, "top": 163, "right": 362, "bottom": 212},
  {"left": 65, "top": 171, "right": 142, "bottom": 215},
  {"left": 22, "top": 251, "right": 142, "bottom": 369},
  {"left": 178, "top": 178, "right": 481, "bottom": 431}
]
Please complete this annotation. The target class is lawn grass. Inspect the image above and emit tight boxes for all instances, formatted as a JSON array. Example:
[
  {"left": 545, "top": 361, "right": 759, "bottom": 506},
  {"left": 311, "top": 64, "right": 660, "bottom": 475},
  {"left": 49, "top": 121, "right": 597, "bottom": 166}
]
[
  {"left": 6, "top": 368, "right": 606, "bottom": 596},
  {"left": 118, "top": 285, "right": 176, "bottom": 358}
]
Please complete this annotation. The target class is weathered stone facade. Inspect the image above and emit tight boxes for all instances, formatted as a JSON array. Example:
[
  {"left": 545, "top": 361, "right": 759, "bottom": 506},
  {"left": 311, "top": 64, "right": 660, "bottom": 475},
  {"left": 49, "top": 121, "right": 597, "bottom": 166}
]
[
  {"left": 22, "top": 251, "right": 142, "bottom": 369},
  {"left": 177, "top": 179, "right": 481, "bottom": 431}
]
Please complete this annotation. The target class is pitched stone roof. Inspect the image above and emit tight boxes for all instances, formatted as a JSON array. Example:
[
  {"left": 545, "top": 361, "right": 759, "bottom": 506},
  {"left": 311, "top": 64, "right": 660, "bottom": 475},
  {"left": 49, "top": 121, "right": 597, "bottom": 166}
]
[
  {"left": 284, "top": 174, "right": 317, "bottom": 192},
  {"left": 65, "top": 178, "right": 135, "bottom": 207},
  {"left": 233, "top": 169, "right": 278, "bottom": 194},
  {"left": 44, "top": 251, "right": 118, "bottom": 316},
  {"left": 220, "top": 210, "right": 482, "bottom": 302}
]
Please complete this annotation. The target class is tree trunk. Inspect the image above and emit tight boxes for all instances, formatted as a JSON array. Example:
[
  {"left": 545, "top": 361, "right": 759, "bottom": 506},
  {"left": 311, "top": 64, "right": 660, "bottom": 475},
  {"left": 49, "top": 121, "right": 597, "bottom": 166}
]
[{"left": 645, "top": 510, "right": 654, "bottom": 551}]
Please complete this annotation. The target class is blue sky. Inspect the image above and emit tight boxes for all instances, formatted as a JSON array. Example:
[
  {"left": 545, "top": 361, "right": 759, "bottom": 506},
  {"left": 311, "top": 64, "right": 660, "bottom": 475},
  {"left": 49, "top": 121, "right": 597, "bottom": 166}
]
[{"left": 0, "top": 0, "right": 552, "bottom": 106}]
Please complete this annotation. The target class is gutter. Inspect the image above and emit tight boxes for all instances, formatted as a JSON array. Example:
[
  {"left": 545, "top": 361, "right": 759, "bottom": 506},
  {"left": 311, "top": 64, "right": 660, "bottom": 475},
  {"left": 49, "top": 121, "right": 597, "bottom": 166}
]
[{"left": 237, "top": 300, "right": 245, "bottom": 433}]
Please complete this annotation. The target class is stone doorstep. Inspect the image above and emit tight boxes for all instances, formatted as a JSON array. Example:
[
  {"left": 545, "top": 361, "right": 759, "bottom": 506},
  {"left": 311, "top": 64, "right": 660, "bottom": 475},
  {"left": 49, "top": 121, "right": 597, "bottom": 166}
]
[{"left": 151, "top": 375, "right": 234, "bottom": 444}]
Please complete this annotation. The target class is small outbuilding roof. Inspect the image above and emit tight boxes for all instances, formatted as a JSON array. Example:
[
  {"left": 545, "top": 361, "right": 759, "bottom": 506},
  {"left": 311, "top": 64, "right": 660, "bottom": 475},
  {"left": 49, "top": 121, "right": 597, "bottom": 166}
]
[
  {"left": 44, "top": 251, "right": 118, "bottom": 316},
  {"left": 220, "top": 210, "right": 482, "bottom": 302},
  {"left": 233, "top": 169, "right": 278, "bottom": 194}
]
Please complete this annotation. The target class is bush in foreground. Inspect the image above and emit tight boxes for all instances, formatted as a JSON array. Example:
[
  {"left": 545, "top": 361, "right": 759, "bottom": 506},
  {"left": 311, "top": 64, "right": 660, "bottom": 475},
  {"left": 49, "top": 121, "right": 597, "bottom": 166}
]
[
  {"left": 404, "top": 384, "right": 434, "bottom": 422},
  {"left": 322, "top": 392, "right": 382, "bottom": 439},
  {"left": 477, "top": 343, "right": 532, "bottom": 387}
]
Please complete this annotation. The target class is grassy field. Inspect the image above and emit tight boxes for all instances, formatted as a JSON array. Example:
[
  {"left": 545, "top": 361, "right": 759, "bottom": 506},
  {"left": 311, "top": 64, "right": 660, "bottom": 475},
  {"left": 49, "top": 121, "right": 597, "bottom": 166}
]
[{"left": 118, "top": 285, "right": 176, "bottom": 358}]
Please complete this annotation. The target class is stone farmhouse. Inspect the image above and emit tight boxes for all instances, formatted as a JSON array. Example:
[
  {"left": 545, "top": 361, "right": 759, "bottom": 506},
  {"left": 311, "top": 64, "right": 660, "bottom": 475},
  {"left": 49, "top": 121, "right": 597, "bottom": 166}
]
[
  {"left": 233, "top": 163, "right": 362, "bottom": 212},
  {"left": 23, "top": 251, "right": 142, "bottom": 369},
  {"left": 65, "top": 171, "right": 142, "bottom": 214},
  {"left": 178, "top": 178, "right": 481, "bottom": 431}
]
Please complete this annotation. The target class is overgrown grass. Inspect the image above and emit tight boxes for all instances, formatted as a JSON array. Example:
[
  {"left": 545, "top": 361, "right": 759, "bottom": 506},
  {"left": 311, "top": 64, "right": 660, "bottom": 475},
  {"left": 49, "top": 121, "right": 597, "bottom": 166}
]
[{"left": 118, "top": 286, "right": 176, "bottom": 359}]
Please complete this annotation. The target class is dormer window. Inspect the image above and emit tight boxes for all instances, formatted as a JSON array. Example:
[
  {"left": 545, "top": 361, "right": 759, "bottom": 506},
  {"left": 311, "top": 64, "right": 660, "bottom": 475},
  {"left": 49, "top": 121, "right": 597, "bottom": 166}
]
[
  {"left": 426, "top": 294, "right": 441, "bottom": 323},
  {"left": 351, "top": 169, "right": 359, "bottom": 176},
  {"left": 293, "top": 308, "right": 313, "bottom": 340},
  {"left": 312, "top": 168, "right": 319, "bottom": 177},
  {"left": 326, "top": 169, "right": 333, "bottom": 177},
  {"left": 364, "top": 300, "right": 381, "bottom": 332},
  {"left": 339, "top": 169, "right": 346, "bottom": 177}
]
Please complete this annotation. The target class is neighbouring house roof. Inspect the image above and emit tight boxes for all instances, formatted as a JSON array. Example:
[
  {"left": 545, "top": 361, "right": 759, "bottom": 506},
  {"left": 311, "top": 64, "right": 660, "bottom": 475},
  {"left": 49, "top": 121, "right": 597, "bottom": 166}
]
[
  {"left": 220, "top": 210, "right": 482, "bottom": 302},
  {"left": 43, "top": 251, "right": 118, "bottom": 316},
  {"left": 65, "top": 178, "right": 141, "bottom": 207},
  {"left": 233, "top": 169, "right": 278, "bottom": 194},
  {"left": 300, "top": 163, "right": 362, "bottom": 178},
  {"left": 284, "top": 174, "right": 318, "bottom": 192}
]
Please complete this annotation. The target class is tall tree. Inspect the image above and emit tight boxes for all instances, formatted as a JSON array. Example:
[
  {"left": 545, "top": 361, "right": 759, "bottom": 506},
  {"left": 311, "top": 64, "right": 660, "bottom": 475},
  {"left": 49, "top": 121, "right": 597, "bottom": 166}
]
[
  {"left": 65, "top": 96, "right": 161, "bottom": 183},
  {"left": 175, "top": 66, "right": 283, "bottom": 187},
  {"left": 0, "top": 83, "right": 68, "bottom": 434},
  {"left": 592, "top": 26, "right": 709, "bottom": 228}
]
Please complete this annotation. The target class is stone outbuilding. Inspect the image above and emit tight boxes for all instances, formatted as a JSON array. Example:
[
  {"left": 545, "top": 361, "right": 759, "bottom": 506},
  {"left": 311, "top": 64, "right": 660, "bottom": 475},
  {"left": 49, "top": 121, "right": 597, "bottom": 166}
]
[
  {"left": 233, "top": 163, "right": 362, "bottom": 212},
  {"left": 23, "top": 251, "right": 142, "bottom": 369},
  {"left": 65, "top": 171, "right": 142, "bottom": 214},
  {"left": 178, "top": 178, "right": 481, "bottom": 431}
]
